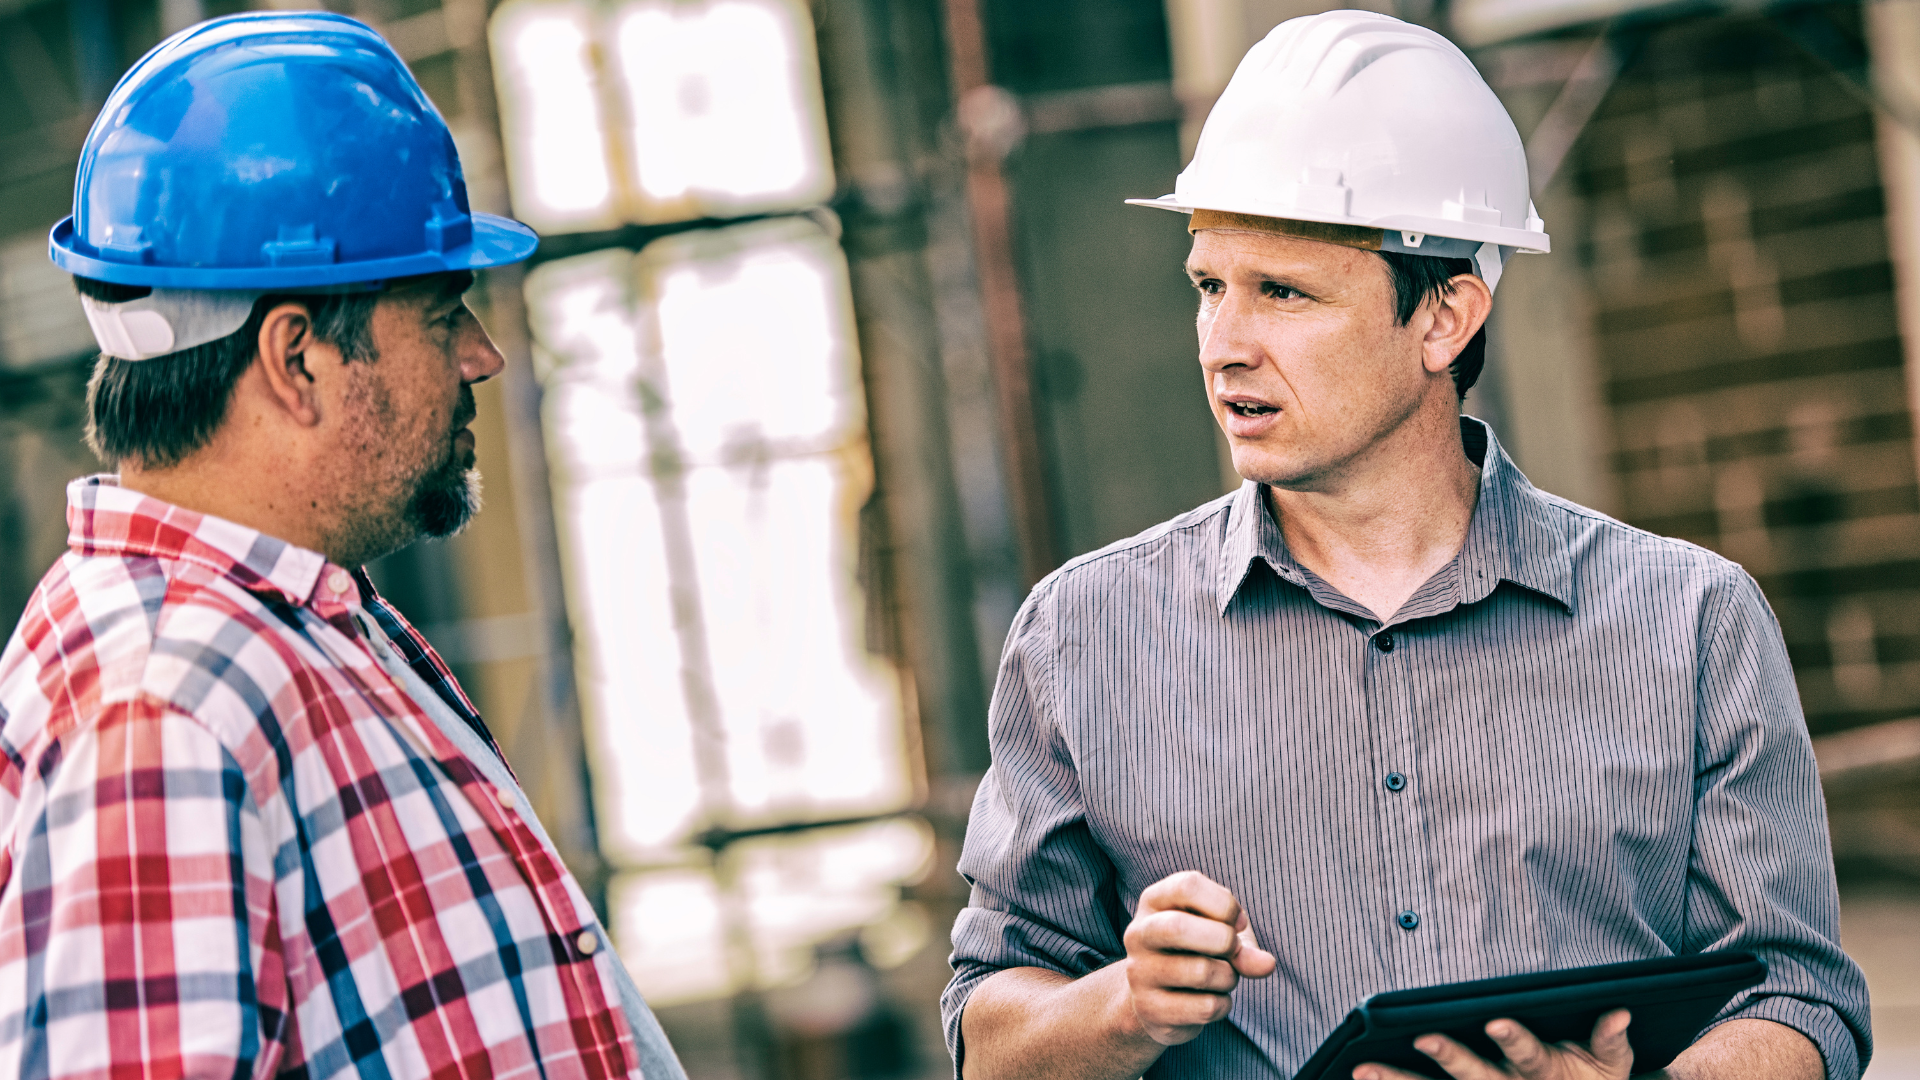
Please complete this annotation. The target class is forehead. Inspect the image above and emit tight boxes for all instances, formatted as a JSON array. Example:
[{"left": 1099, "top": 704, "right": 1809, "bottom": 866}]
[
  {"left": 1185, "top": 228, "right": 1382, "bottom": 279},
  {"left": 379, "top": 271, "right": 474, "bottom": 308}
]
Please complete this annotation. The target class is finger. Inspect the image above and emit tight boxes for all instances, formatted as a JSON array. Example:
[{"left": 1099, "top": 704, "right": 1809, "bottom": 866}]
[
  {"left": 1131, "top": 986, "right": 1234, "bottom": 1032},
  {"left": 1412, "top": 1033, "right": 1506, "bottom": 1080},
  {"left": 1133, "top": 952, "right": 1238, "bottom": 994},
  {"left": 1352, "top": 1065, "right": 1443, "bottom": 1080},
  {"left": 1138, "top": 870, "right": 1244, "bottom": 927},
  {"left": 1484, "top": 1018, "right": 1554, "bottom": 1075},
  {"left": 1586, "top": 1009, "right": 1634, "bottom": 1074},
  {"left": 1126, "top": 909, "right": 1240, "bottom": 958}
]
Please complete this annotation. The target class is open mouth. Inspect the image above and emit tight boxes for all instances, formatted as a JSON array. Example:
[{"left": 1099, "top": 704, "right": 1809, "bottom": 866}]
[{"left": 1227, "top": 401, "right": 1278, "bottom": 417}]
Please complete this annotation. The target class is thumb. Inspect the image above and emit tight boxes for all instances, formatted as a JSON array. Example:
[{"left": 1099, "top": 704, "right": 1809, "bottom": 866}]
[
  {"left": 1589, "top": 1009, "right": 1633, "bottom": 1076},
  {"left": 1230, "top": 917, "right": 1276, "bottom": 978}
]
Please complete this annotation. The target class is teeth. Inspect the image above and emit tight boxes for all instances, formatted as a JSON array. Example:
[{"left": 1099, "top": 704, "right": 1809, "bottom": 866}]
[{"left": 1231, "top": 402, "right": 1275, "bottom": 416}]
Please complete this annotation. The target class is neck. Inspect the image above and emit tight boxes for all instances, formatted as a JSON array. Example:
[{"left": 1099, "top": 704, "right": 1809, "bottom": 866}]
[
  {"left": 118, "top": 435, "right": 342, "bottom": 564},
  {"left": 1265, "top": 408, "right": 1481, "bottom": 623}
]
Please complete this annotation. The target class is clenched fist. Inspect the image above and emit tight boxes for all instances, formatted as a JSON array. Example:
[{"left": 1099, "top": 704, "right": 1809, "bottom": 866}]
[{"left": 1122, "top": 870, "right": 1277, "bottom": 1046}]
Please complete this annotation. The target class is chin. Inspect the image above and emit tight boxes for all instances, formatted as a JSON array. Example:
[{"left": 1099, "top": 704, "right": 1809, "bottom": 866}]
[
  {"left": 408, "top": 468, "right": 483, "bottom": 539},
  {"left": 1230, "top": 441, "right": 1303, "bottom": 486}
]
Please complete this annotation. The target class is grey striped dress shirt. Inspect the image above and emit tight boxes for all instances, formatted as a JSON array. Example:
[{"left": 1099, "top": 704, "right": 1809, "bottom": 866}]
[{"left": 943, "top": 419, "right": 1870, "bottom": 1079}]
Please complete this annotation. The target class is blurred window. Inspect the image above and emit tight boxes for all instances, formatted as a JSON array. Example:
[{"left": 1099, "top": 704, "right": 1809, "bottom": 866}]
[
  {"left": 496, "top": 0, "right": 924, "bottom": 1006},
  {"left": 492, "top": 0, "right": 834, "bottom": 231}
]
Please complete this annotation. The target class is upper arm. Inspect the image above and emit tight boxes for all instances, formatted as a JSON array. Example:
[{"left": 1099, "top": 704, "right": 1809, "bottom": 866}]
[
  {"left": 0, "top": 699, "right": 279, "bottom": 1080},
  {"left": 944, "top": 586, "right": 1129, "bottom": 1059},
  {"left": 1687, "top": 568, "right": 1870, "bottom": 1079}
]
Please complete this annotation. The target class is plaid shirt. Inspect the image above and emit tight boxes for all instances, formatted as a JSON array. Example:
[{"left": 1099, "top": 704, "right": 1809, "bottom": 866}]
[{"left": 0, "top": 477, "right": 642, "bottom": 1080}]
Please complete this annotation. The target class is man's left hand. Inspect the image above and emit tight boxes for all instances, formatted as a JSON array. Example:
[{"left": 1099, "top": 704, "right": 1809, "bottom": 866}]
[{"left": 1354, "top": 1009, "right": 1634, "bottom": 1080}]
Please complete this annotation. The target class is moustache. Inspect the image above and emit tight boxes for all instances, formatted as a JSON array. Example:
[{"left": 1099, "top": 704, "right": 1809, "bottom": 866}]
[{"left": 451, "top": 386, "right": 477, "bottom": 433}]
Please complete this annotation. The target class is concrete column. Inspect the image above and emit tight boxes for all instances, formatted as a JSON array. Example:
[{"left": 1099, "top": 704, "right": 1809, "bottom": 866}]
[{"left": 1867, "top": 0, "right": 1920, "bottom": 498}]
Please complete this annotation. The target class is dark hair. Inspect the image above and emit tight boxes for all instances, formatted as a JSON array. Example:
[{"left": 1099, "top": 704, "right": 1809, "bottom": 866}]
[
  {"left": 1374, "top": 251, "right": 1486, "bottom": 400},
  {"left": 77, "top": 276, "right": 381, "bottom": 468}
]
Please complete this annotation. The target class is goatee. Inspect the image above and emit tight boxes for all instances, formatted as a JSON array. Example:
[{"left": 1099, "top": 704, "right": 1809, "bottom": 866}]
[
  {"left": 406, "top": 385, "right": 482, "bottom": 538},
  {"left": 407, "top": 458, "right": 481, "bottom": 538}
]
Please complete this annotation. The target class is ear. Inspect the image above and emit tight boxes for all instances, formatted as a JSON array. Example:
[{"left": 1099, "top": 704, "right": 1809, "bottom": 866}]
[
  {"left": 1420, "top": 273, "right": 1492, "bottom": 377},
  {"left": 252, "top": 301, "right": 329, "bottom": 427}
]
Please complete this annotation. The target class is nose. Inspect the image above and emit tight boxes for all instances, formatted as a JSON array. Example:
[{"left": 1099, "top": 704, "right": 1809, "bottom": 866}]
[
  {"left": 461, "top": 312, "right": 507, "bottom": 384},
  {"left": 1198, "top": 287, "right": 1262, "bottom": 375}
]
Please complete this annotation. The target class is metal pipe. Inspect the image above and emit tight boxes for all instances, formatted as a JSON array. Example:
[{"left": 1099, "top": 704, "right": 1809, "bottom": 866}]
[{"left": 942, "top": 0, "right": 1062, "bottom": 587}]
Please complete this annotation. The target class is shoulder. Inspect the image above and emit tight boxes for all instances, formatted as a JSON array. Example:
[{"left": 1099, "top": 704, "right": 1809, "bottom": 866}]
[
  {"left": 1530, "top": 487, "right": 1762, "bottom": 618},
  {"left": 1029, "top": 489, "right": 1239, "bottom": 604},
  {"left": 2, "top": 550, "right": 308, "bottom": 769}
]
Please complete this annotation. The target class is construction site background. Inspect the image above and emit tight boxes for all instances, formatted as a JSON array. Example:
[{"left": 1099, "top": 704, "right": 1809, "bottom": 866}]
[{"left": 0, "top": 0, "right": 1915, "bottom": 1075}]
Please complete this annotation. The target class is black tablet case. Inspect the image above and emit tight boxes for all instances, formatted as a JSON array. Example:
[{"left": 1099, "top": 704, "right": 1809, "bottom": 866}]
[{"left": 1291, "top": 951, "right": 1767, "bottom": 1080}]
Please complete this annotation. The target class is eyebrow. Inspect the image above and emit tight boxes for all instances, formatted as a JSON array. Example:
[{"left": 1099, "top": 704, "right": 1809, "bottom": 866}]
[{"left": 432, "top": 272, "right": 476, "bottom": 307}]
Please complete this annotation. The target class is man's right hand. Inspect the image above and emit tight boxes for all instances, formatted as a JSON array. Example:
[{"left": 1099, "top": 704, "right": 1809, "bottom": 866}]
[{"left": 1122, "top": 870, "right": 1278, "bottom": 1045}]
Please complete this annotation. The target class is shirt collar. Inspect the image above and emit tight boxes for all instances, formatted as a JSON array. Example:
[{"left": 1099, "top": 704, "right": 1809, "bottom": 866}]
[
  {"left": 66, "top": 474, "right": 357, "bottom": 611},
  {"left": 1216, "top": 418, "right": 1575, "bottom": 616}
]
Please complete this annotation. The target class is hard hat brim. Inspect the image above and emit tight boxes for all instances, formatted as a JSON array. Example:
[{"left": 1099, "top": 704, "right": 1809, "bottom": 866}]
[
  {"left": 49, "top": 211, "right": 541, "bottom": 290},
  {"left": 1125, "top": 195, "right": 1550, "bottom": 255}
]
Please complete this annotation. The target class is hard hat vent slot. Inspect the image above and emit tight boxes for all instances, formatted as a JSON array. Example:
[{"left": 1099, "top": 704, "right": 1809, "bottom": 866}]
[
  {"left": 1402, "top": 231, "right": 1425, "bottom": 248},
  {"left": 425, "top": 200, "right": 473, "bottom": 253},
  {"left": 1285, "top": 167, "right": 1351, "bottom": 216},
  {"left": 261, "top": 224, "right": 338, "bottom": 267},
  {"left": 98, "top": 227, "right": 152, "bottom": 264},
  {"left": 1442, "top": 192, "right": 1502, "bottom": 227}
]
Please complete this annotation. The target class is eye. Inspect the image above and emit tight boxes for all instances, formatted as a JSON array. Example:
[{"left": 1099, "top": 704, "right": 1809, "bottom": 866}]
[
  {"left": 1191, "top": 277, "right": 1223, "bottom": 296},
  {"left": 1262, "top": 281, "right": 1304, "bottom": 300}
]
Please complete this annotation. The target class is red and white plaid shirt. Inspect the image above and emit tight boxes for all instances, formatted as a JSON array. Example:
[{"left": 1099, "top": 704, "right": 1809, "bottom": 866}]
[{"left": 0, "top": 477, "right": 641, "bottom": 1080}]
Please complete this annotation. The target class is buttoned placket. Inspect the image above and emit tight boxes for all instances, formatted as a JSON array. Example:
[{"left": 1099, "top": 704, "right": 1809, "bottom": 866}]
[
  {"left": 1364, "top": 602, "right": 1447, "bottom": 988},
  {"left": 1250, "top": 493, "right": 1451, "bottom": 985},
  {"left": 342, "top": 602, "right": 613, "bottom": 973}
]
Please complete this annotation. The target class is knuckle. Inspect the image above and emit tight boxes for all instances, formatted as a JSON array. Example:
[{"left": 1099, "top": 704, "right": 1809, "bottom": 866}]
[
  {"left": 1164, "top": 869, "right": 1205, "bottom": 894},
  {"left": 1175, "top": 993, "right": 1220, "bottom": 1026},
  {"left": 1212, "top": 960, "right": 1241, "bottom": 992}
]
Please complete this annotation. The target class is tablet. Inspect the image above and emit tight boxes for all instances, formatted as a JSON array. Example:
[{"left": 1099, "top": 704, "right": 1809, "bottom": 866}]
[{"left": 1291, "top": 951, "right": 1767, "bottom": 1080}]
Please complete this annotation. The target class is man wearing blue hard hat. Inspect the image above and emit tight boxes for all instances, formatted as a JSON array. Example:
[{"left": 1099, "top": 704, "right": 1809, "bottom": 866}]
[{"left": 0, "top": 13, "right": 686, "bottom": 1080}]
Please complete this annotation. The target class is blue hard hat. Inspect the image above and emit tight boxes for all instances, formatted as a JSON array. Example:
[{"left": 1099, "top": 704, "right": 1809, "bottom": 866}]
[{"left": 49, "top": 10, "right": 536, "bottom": 289}]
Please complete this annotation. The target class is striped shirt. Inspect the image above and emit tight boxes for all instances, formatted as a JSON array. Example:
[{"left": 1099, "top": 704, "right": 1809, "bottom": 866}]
[
  {"left": 943, "top": 419, "right": 1871, "bottom": 1079},
  {"left": 0, "top": 476, "right": 647, "bottom": 1080}
]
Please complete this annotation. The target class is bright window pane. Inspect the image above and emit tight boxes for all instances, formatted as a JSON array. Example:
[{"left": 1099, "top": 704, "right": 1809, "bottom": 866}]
[
  {"left": 491, "top": 0, "right": 621, "bottom": 233},
  {"left": 613, "top": 0, "right": 834, "bottom": 222},
  {"left": 609, "top": 818, "right": 932, "bottom": 1005},
  {"left": 683, "top": 457, "right": 905, "bottom": 822},
  {"left": 643, "top": 222, "right": 863, "bottom": 463},
  {"left": 527, "top": 218, "right": 909, "bottom": 873}
]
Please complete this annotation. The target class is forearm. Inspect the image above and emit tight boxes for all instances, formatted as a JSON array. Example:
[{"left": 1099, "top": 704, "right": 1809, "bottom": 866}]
[
  {"left": 1656, "top": 1019, "right": 1824, "bottom": 1080},
  {"left": 958, "top": 963, "right": 1166, "bottom": 1080}
]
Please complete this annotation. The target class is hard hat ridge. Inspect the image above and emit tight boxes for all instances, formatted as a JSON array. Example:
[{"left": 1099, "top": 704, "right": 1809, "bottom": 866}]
[
  {"left": 1258, "top": 9, "right": 1458, "bottom": 100},
  {"left": 1128, "top": 9, "right": 1548, "bottom": 292}
]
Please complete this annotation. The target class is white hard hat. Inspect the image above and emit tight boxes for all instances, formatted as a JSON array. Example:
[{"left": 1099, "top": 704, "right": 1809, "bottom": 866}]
[{"left": 1129, "top": 9, "right": 1548, "bottom": 291}]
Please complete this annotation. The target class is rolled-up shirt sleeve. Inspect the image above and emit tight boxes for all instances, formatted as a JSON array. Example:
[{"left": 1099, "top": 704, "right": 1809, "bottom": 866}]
[
  {"left": 940, "top": 580, "right": 1132, "bottom": 1070},
  {"left": 1686, "top": 566, "right": 1872, "bottom": 1079}
]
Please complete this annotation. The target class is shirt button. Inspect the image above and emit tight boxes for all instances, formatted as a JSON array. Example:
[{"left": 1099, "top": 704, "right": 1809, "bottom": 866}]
[
  {"left": 1397, "top": 910, "right": 1420, "bottom": 931},
  {"left": 494, "top": 785, "right": 516, "bottom": 810},
  {"left": 326, "top": 569, "right": 353, "bottom": 595},
  {"left": 1374, "top": 631, "right": 1395, "bottom": 653},
  {"left": 576, "top": 929, "right": 600, "bottom": 956},
  {"left": 1384, "top": 772, "right": 1407, "bottom": 792}
]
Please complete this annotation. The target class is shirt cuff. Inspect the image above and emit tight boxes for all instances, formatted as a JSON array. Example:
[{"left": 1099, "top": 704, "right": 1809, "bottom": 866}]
[
  {"left": 1711, "top": 993, "right": 1865, "bottom": 1080},
  {"left": 940, "top": 962, "right": 1001, "bottom": 1079}
]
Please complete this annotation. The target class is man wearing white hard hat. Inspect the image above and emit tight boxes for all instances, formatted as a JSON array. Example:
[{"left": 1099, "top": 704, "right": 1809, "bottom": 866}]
[{"left": 941, "top": 11, "right": 1868, "bottom": 1080}]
